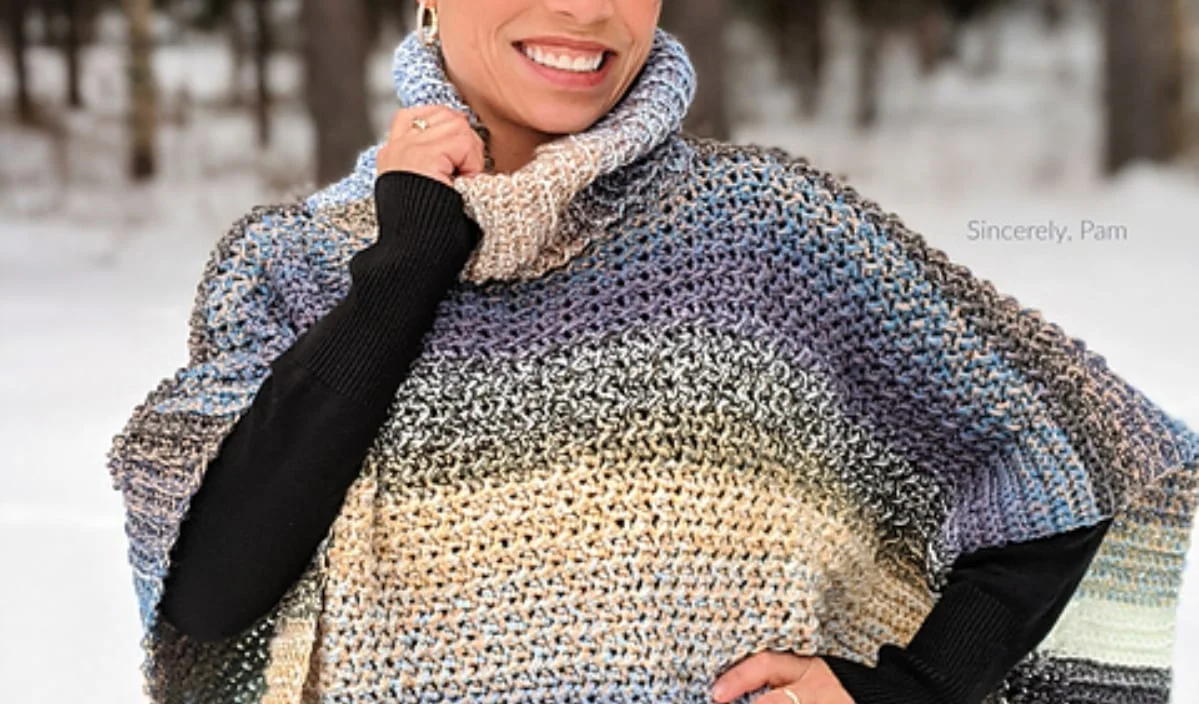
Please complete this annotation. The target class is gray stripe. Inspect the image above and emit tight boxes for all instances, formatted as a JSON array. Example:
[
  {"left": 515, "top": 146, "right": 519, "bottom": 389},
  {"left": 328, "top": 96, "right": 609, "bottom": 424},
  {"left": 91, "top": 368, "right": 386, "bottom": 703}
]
[{"left": 376, "top": 323, "right": 949, "bottom": 579}]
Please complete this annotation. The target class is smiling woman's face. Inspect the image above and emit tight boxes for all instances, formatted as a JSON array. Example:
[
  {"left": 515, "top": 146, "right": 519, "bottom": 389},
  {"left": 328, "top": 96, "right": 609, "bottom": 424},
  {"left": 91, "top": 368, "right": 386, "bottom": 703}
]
[{"left": 430, "top": 0, "right": 662, "bottom": 137}]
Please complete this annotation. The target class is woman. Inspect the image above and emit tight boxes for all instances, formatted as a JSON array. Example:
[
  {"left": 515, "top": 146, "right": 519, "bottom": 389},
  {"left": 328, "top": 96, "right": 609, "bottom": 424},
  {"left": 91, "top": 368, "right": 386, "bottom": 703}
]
[{"left": 107, "top": 1, "right": 1199, "bottom": 702}]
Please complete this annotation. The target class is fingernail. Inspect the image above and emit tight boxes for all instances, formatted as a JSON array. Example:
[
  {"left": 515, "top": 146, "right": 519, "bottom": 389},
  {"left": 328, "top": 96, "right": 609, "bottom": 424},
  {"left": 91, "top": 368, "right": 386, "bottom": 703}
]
[{"left": 711, "top": 683, "right": 728, "bottom": 701}]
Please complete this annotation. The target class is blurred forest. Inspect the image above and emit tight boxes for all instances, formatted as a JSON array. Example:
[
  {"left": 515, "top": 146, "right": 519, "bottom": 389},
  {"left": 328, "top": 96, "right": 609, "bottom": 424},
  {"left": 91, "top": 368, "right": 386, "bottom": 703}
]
[
  {"left": 2, "top": 0, "right": 1198, "bottom": 188},
  {"left": 6, "top": 10, "right": 1199, "bottom": 703}
]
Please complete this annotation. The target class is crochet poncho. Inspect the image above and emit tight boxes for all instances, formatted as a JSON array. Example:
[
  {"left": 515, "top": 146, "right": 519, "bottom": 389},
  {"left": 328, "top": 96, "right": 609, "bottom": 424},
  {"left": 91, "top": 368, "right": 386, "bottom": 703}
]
[{"left": 108, "top": 28, "right": 1199, "bottom": 703}]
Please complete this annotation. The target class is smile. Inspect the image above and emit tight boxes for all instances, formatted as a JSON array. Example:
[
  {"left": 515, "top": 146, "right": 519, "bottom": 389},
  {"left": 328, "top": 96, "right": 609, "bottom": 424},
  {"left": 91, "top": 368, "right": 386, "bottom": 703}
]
[
  {"left": 512, "top": 39, "right": 617, "bottom": 90},
  {"left": 518, "top": 43, "right": 607, "bottom": 73}
]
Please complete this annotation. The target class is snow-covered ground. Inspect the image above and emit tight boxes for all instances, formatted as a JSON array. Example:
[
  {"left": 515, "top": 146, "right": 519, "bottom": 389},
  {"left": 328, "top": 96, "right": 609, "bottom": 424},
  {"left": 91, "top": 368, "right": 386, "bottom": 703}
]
[{"left": 1, "top": 5, "right": 1197, "bottom": 702}]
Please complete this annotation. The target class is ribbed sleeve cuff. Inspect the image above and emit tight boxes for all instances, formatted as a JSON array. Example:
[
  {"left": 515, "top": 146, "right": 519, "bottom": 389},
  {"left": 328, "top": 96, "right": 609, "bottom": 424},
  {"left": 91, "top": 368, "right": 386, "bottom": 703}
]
[
  {"left": 824, "top": 654, "right": 934, "bottom": 704},
  {"left": 281, "top": 171, "right": 480, "bottom": 407},
  {"left": 824, "top": 581, "right": 1020, "bottom": 704}
]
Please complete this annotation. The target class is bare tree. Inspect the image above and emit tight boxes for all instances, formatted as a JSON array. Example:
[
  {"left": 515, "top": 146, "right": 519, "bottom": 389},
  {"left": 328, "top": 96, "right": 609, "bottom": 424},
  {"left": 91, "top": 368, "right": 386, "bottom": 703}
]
[
  {"left": 1104, "top": 0, "right": 1187, "bottom": 173},
  {"left": 913, "top": 4, "right": 953, "bottom": 76},
  {"left": 663, "top": 0, "right": 729, "bottom": 140},
  {"left": 395, "top": 0, "right": 413, "bottom": 34},
  {"left": 123, "top": 0, "right": 157, "bottom": 178},
  {"left": 301, "top": 0, "right": 375, "bottom": 186},
  {"left": 764, "top": 0, "right": 828, "bottom": 118},
  {"left": 1041, "top": 0, "right": 1065, "bottom": 32},
  {"left": 946, "top": 0, "right": 1004, "bottom": 77},
  {"left": 852, "top": 0, "right": 890, "bottom": 129},
  {"left": 221, "top": 0, "right": 248, "bottom": 107},
  {"left": 849, "top": 0, "right": 937, "bottom": 129},
  {"left": 250, "top": 0, "right": 272, "bottom": 147},
  {"left": 4, "top": 0, "right": 34, "bottom": 123},
  {"left": 60, "top": 0, "right": 84, "bottom": 108},
  {"left": 848, "top": 0, "right": 1005, "bottom": 129}
]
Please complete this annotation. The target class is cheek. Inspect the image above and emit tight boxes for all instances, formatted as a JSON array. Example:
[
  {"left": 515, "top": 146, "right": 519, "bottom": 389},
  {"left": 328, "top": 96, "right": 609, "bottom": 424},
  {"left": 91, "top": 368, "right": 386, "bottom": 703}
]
[
  {"left": 443, "top": 33, "right": 499, "bottom": 94},
  {"left": 622, "top": 8, "right": 660, "bottom": 79},
  {"left": 617, "top": 43, "right": 656, "bottom": 94},
  {"left": 436, "top": 7, "right": 503, "bottom": 77},
  {"left": 622, "top": 0, "right": 662, "bottom": 36}
]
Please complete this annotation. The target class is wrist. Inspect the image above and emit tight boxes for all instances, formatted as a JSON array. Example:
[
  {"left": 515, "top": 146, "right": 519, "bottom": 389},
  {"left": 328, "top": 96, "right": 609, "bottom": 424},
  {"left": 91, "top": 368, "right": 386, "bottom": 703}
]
[
  {"left": 823, "top": 653, "right": 942, "bottom": 704},
  {"left": 373, "top": 170, "right": 478, "bottom": 252}
]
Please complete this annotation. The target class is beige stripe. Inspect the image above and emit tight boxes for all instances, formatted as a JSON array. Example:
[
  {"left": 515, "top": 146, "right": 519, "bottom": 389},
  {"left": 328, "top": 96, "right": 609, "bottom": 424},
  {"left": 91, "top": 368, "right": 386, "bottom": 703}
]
[
  {"left": 262, "top": 549, "right": 326, "bottom": 703},
  {"left": 315, "top": 457, "right": 933, "bottom": 695}
]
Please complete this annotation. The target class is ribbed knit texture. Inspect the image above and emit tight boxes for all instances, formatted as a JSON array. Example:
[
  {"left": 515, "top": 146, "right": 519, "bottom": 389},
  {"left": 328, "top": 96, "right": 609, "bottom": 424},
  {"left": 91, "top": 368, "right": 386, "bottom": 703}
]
[
  {"left": 284, "top": 171, "right": 480, "bottom": 406},
  {"left": 107, "top": 27, "right": 1199, "bottom": 704}
]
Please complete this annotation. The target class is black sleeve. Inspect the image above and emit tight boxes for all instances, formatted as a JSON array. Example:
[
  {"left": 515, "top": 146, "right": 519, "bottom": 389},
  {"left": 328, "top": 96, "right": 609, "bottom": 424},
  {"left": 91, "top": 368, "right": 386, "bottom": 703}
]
[
  {"left": 160, "top": 171, "right": 481, "bottom": 643},
  {"left": 823, "top": 517, "right": 1113, "bottom": 704}
]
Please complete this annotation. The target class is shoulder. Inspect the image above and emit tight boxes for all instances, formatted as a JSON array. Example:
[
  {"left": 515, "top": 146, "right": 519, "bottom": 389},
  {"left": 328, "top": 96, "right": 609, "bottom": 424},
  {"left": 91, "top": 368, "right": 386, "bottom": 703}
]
[
  {"left": 671, "top": 133, "right": 926, "bottom": 254},
  {"left": 675, "top": 133, "right": 876, "bottom": 212},
  {"left": 200, "top": 201, "right": 353, "bottom": 292},
  {"left": 192, "top": 180, "right": 377, "bottom": 344},
  {"left": 185, "top": 204, "right": 316, "bottom": 359},
  {"left": 204, "top": 140, "right": 386, "bottom": 290}
]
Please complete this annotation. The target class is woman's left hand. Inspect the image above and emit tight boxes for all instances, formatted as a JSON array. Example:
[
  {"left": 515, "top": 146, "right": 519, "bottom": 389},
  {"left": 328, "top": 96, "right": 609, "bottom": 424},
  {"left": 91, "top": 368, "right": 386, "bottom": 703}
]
[{"left": 711, "top": 651, "right": 856, "bottom": 704}]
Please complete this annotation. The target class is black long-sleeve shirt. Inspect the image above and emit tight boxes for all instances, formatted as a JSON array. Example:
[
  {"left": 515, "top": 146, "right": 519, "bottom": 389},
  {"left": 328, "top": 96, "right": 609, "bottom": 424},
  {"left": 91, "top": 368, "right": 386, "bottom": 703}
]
[
  {"left": 160, "top": 170, "right": 1112, "bottom": 704},
  {"left": 162, "top": 171, "right": 481, "bottom": 640}
]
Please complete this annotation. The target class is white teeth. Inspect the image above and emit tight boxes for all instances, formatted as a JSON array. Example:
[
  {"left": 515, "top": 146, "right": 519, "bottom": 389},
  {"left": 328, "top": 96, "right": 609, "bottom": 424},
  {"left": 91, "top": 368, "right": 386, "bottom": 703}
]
[{"left": 521, "top": 44, "right": 605, "bottom": 73}]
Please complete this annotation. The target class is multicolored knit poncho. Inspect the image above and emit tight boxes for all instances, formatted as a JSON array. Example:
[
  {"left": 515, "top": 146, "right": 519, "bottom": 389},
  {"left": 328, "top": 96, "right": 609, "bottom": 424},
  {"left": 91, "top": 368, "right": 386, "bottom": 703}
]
[{"left": 108, "top": 28, "right": 1199, "bottom": 704}]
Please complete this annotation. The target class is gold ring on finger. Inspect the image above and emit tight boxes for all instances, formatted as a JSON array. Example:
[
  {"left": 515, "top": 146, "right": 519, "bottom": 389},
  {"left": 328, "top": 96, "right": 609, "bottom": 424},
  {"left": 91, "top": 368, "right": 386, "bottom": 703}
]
[
  {"left": 781, "top": 687, "right": 802, "bottom": 704},
  {"left": 412, "top": 117, "right": 430, "bottom": 132}
]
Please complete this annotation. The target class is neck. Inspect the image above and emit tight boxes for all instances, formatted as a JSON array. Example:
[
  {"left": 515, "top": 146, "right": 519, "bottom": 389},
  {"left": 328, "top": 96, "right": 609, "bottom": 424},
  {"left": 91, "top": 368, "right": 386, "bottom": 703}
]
[{"left": 484, "top": 120, "right": 551, "bottom": 174}]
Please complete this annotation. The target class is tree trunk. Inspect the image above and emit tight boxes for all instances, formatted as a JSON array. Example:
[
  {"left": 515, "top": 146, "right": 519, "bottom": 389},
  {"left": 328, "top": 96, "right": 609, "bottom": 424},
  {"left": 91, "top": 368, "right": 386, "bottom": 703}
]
[
  {"left": 5, "top": 0, "right": 34, "bottom": 123},
  {"left": 123, "top": 0, "right": 157, "bottom": 179},
  {"left": 38, "top": 0, "right": 57, "bottom": 43},
  {"left": 225, "top": 0, "right": 248, "bottom": 107},
  {"left": 970, "top": 4, "right": 1003, "bottom": 77},
  {"left": 914, "top": 5, "right": 951, "bottom": 76},
  {"left": 663, "top": 0, "right": 729, "bottom": 140},
  {"left": 251, "top": 0, "right": 272, "bottom": 147},
  {"left": 79, "top": 0, "right": 98, "bottom": 44},
  {"left": 395, "top": 0, "right": 412, "bottom": 34},
  {"left": 62, "top": 0, "right": 83, "bottom": 108},
  {"left": 1042, "top": 0, "right": 1065, "bottom": 32},
  {"left": 767, "top": 0, "right": 827, "bottom": 118},
  {"left": 762, "top": 1, "right": 790, "bottom": 83},
  {"left": 1104, "top": 0, "right": 1186, "bottom": 173},
  {"left": 790, "top": 0, "right": 827, "bottom": 118},
  {"left": 856, "top": 14, "right": 882, "bottom": 129},
  {"left": 302, "top": 0, "right": 375, "bottom": 187}
]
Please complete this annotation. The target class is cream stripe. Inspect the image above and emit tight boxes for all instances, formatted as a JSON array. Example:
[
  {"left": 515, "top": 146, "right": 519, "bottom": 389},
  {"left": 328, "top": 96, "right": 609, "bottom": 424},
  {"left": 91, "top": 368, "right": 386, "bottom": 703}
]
[{"left": 1038, "top": 594, "right": 1178, "bottom": 668}]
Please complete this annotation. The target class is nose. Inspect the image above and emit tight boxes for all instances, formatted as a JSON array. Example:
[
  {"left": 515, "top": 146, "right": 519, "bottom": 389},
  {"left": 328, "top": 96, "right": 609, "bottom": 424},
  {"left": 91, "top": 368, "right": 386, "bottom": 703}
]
[{"left": 543, "top": 0, "right": 615, "bottom": 26}]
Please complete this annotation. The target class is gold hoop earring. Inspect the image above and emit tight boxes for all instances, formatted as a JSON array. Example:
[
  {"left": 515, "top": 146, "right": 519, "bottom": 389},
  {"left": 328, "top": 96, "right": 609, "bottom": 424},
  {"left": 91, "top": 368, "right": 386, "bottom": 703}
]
[{"left": 416, "top": 2, "right": 439, "bottom": 46}]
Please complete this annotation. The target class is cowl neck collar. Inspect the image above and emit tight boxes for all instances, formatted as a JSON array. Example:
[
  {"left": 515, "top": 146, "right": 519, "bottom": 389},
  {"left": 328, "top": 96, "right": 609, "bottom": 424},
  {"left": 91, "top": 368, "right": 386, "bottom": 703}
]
[{"left": 391, "top": 28, "right": 696, "bottom": 283}]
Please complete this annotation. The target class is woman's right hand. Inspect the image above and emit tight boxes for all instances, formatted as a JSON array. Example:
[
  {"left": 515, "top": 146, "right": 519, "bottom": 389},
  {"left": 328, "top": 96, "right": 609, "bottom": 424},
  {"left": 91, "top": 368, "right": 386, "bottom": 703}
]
[{"left": 376, "top": 106, "right": 487, "bottom": 187}]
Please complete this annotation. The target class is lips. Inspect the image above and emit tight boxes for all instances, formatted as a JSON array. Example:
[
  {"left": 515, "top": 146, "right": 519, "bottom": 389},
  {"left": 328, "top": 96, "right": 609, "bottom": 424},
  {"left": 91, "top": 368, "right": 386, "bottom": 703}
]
[
  {"left": 518, "top": 42, "right": 609, "bottom": 72},
  {"left": 512, "top": 39, "right": 618, "bottom": 89},
  {"left": 516, "top": 36, "right": 617, "bottom": 55},
  {"left": 513, "top": 36, "right": 618, "bottom": 70}
]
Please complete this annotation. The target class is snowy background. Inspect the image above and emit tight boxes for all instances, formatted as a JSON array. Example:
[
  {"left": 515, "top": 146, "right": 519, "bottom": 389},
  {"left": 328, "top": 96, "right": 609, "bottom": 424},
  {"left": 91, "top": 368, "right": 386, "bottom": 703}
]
[{"left": 2, "top": 5, "right": 1197, "bottom": 702}]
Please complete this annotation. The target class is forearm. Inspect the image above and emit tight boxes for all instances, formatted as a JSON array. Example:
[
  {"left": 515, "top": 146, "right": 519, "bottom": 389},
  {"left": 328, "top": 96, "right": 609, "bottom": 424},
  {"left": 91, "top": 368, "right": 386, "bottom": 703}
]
[
  {"left": 824, "top": 518, "right": 1113, "bottom": 703},
  {"left": 161, "top": 172, "right": 480, "bottom": 642}
]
